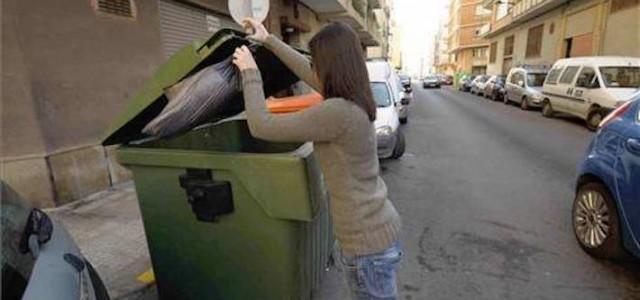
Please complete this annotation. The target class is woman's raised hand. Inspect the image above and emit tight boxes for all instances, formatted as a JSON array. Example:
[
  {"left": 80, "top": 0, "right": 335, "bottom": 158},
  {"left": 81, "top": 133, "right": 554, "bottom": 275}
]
[
  {"left": 232, "top": 45, "right": 258, "bottom": 71},
  {"left": 243, "top": 18, "right": 268, "bottom": 43}
]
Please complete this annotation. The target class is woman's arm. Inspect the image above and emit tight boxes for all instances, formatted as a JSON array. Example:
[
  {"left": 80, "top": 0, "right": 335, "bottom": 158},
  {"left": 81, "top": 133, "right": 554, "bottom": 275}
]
[
  {"left": 243, "top": 18, "right": 321, "bottom": 92},
  {"left": 263, "top": 35, "right": 321, "bottom": 92},
  {"left": 241, "top": 68, "right": 348, "bottom": 143}
]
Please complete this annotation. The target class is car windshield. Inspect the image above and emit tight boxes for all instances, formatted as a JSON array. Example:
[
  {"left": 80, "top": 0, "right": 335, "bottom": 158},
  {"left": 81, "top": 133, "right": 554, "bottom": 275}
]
[
  {"left": 371, "top": 82, "right": 392, "bottom": 107},
  {"left": 599, "top": 67, "right": 640, "bottom": 88},
  {"left": 527, "top": 73, "right": 547, "bottom": 87}
]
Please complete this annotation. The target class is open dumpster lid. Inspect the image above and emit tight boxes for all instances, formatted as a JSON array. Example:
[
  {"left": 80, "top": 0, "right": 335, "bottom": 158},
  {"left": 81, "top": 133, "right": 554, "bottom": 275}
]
[{"left": 102, "top": 29, "right": 301, "bottom": 145}]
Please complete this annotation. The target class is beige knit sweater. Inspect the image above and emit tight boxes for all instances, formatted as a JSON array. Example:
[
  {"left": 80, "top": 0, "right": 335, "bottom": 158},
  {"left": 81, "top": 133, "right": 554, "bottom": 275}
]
[{"left": 240, "top": 35, "right": 401, "bottom": 256}]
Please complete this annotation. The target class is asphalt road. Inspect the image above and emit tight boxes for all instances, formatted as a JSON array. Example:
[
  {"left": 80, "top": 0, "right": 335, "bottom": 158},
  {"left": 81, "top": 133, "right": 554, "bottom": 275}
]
[{"left": 316, "top": 85, "right": 640, "bottom": 300}]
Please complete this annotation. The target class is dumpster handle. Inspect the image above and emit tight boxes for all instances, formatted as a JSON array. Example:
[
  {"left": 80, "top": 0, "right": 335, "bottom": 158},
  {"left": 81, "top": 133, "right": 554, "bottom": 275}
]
[{"left": 179, "top": 169, "right": 234, "bottom": 222}]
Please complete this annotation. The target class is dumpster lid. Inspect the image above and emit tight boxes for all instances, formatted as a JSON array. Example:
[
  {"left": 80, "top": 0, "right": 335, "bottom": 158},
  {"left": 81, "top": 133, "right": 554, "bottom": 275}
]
[{"left": 102, "top": 29, "right": 301, "bottom": 145}]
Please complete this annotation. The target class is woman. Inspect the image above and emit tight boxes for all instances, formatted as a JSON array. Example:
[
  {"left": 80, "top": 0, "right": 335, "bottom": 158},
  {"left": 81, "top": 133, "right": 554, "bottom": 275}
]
[{"left": 233, "top": 19, "right": 402, "bottom": 300}]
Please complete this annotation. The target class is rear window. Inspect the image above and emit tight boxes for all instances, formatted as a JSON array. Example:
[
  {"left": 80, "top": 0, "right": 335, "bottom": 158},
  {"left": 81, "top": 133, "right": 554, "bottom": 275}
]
[
  {"left": 370, "top": 82, "right": 392, "bottom": 107},
  {"left": 559, "top": 66, "right": 580, "bottom": 84}
]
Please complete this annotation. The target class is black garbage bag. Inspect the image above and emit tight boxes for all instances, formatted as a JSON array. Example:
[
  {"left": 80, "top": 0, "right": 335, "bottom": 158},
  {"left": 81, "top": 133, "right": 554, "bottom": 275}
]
[{"left": 142, "top": 56, "right": 242, "bottom": 138}]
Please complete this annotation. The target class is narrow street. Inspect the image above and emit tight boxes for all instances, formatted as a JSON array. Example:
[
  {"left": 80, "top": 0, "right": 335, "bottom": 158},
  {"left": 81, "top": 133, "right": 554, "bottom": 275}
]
[{"left": 317, "top": 86, "right": 640, "bottom": 300}]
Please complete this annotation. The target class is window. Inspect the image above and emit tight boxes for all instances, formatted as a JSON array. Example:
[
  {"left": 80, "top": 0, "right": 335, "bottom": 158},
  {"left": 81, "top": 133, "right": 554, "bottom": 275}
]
[
  {"left": 94, "top": 0, "right": 135, "bottom": 18},
  {"left": 496, "top": 2, "right": 509, "bottom": 19},
  {"left": 475, "top": 5, "right": 492, "bottom": 16},
  {"left": 559, "top": 66, "right": 580, "bottom": 84},
  {"left": 576, "top": 67, "right": 598, "bottom": 88},
  {"left": 526, "top": 24, "right": 544, "bottom": 58},
  {"left": 489, "top": 42, "right": 497, "bottom": 63},
  {"left": 504, "top": 35, "right": 515, "bottom": 56},
  {"left": 370, "top": 83, "right": 392, "bottom": 107},
  {"left": 473, "top": 48, "right": 487, "bottom": 58},
  {"left": 611, "top": 0, "right": 639, "bottom": 13},
  {"left": 510, "top": 71, "right": 522, "bottom": 84},
  {"left": 545, "top": 67, "right": 563, "bottom": 84},
  {"left": 599, "top": 67, "right": 640, "bottom": 88}
]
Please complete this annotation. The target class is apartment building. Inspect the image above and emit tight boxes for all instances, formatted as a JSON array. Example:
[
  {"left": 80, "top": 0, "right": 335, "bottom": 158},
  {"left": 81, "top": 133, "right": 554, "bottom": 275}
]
[
  {"left": 482, "top": 0, "right": 640, "bottom": 75},
  {"left": 434, "top": 19, "right": 456, "bottom": 75},
  {"left": 448, "top": 0, "right": 493, "bottom": 75},
  {"left": 2, "top": 0, "right": 388, "bottom": 208}
]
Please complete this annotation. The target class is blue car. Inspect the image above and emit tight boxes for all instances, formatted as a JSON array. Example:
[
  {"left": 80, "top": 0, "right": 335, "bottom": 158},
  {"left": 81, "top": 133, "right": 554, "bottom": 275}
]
[{"left": 573, "top": 98, "right": 640, "bottom": 259}]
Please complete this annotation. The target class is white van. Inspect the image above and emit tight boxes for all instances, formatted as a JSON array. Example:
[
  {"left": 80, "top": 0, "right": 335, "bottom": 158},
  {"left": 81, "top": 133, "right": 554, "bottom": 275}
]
[
  {"left": 541, "top": 57, "right": 640, "bottom": 130},
  {"left": 366, "top": 60, "right": 406, "bottom": 159}
]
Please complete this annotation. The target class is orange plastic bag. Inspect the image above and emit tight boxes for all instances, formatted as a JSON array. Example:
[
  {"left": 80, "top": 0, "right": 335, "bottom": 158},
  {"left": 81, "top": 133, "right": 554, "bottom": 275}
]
[{"left": 266, "top": 92, "right": 323, "bottom": 114}]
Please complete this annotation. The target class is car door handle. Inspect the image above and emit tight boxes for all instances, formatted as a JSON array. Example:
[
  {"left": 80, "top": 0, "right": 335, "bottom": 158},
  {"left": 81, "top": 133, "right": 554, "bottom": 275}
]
[{"left": 628, "top": 139, "right": 640, "bottom": 152}]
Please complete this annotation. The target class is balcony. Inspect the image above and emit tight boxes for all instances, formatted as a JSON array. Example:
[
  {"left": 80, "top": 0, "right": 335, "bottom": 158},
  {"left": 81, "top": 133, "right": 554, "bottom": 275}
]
[
  {"left": 483, "top": 0, "right": 569, "bottom": 38},
  {"left": 300, "top": 0, "right": 383, "bottom": 46}
]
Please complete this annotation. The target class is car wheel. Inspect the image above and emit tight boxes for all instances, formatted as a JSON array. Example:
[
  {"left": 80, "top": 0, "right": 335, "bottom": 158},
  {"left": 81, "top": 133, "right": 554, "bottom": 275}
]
[
  {"left": 391, "top": 130, "right": 405, "bottom": 159},
  {"left": 573, "top": 182, "right": 627, "bottom": 259},
  {"left": 503, "top": 95, "right": 509, "bottom": 105},
  {"left": 542, "top": 100, "right": 554, "bottom": 117},
  {"left": 520, "top": 97, "right": 530, "bottom": 110},
  {"left": 586, "top": 108, "right": 604, "bottom": 131},
  {"left": 400, "top": 116, "right": 408, "bottom": 124}
]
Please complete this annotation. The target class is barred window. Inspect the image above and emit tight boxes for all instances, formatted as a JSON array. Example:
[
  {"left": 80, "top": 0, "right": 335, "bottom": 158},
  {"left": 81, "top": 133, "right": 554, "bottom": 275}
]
[{"left": 504, "top": 35, "right": 515, "bottom": 56}]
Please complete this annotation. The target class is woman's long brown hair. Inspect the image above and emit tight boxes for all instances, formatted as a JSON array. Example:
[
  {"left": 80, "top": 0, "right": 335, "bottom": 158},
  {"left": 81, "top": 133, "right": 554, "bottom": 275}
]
[{"left": 309, "top": 22, "right": 376, "bottom": 121}]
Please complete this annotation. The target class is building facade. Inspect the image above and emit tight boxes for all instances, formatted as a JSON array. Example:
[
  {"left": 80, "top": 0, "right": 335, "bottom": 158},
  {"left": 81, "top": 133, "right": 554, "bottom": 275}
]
[
  {"left": 482, "top": 0, "right": 640, "bottom": 75},
  {"left": 447, "top": 0, "right": 492, "bottom": 75},
  {"left": 2, "top": 0, "right": 387, "bottom": 208},
  {"left": 434, "top": 18, "right": 456, "bottom": 75}
]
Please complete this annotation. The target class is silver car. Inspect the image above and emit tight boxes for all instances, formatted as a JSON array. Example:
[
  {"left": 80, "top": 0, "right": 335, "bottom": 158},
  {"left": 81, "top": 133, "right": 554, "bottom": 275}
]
[
  {"left": 504, "top": 67, "right": 548, "bottom": 110},
  {"left": 1, "top": 181, "right": 110, "bottom": 300}
]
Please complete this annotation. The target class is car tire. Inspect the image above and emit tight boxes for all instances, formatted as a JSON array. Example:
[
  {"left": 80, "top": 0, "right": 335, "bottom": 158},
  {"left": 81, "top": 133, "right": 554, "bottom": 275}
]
[
  {"left": 586, "top": 108, "right": 604, "bottom": 131},
  {"left": 520, "top": 97, "right": 530, "bottom": 110},
  {"left": 503, "top": 94, "right": 510, "bottom": 105},
  {"left": 542, "top": 100, "right": 554, "bottom": 117},
  {"left": 391, "top": 130, "right": 405, "bottom": 159},
  {"left": 572, "top": 182, "right": 627, "bottom": 260},
  {"left": 400, "top": 117, "right": 408, "bottom": 124}
]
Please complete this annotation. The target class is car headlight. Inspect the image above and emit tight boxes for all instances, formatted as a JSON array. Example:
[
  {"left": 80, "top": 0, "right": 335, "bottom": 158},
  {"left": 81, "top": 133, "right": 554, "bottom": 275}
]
[{"left": 376, "top": 126, "right": 393, "bottom": 136}]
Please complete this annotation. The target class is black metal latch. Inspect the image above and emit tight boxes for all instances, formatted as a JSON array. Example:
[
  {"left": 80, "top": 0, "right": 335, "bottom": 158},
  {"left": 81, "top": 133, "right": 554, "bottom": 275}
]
[{"left": 179, "top": 169, "right": 234, "bottom": 222}]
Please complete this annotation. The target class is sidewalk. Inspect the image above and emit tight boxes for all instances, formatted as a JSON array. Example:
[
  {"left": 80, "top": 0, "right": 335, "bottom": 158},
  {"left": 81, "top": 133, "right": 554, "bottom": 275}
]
[{"left": 48, "top": 182, "right": 155, "bottom": 300}]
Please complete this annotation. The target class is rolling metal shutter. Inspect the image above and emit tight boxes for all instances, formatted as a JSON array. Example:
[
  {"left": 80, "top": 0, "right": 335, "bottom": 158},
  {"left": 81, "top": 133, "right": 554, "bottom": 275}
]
[{"left": 158, "top": 0, "right": 240, "bottom": 58}]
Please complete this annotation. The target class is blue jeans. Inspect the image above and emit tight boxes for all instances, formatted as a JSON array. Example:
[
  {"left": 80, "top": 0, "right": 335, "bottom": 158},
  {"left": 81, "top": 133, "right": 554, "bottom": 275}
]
[{"left": 339, "top": 242, "right": 403, "bottom": 300}]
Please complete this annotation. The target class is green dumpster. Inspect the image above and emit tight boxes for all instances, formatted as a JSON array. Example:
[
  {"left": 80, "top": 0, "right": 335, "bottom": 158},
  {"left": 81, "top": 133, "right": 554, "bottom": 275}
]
[{"left": 103, "top": 29, "right": 333, "bottom": 300}]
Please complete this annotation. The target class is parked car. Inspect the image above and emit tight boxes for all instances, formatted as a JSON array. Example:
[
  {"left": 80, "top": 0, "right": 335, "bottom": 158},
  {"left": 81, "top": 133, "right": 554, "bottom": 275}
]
[
  {"left": 484, "top": 75, "right": 507, "bottom": 101},
  {"left": 542, "top": 56, "right": 640, "bottom": 131},
  {"left": 470, "top": 75, "right": 490, "bottom": 96},
  {"left": 572, "top": 97, "right": 640, "bottom": 260},
  {"left": 1, "top": 181, "right": 110, "bottom": 300},
  {"left": 504, "top": 67, "right": 547, "bottom": 110},
  {"left": 367, "top": 61, "right": 406, "bottom": 159},
  {"left": 438, "top": 74, "right": 454, "bottom": 85},
  {"left": 422, "top": 75, "right": 441, "bottom": 88},
  {"left": 397, "top": 75, "right": 412, "bottom": 124},
  {"left": 458, "top": 75, "right": 477, "bottom": 92},
  {"left": 399, "top": 74, "right": 412, "bottom": 87}
]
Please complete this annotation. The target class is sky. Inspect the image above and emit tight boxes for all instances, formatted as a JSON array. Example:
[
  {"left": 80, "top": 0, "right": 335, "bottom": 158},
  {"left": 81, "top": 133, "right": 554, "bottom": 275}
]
[{"left": 392, "top": 0, "right": 449, "bottom": 77}]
